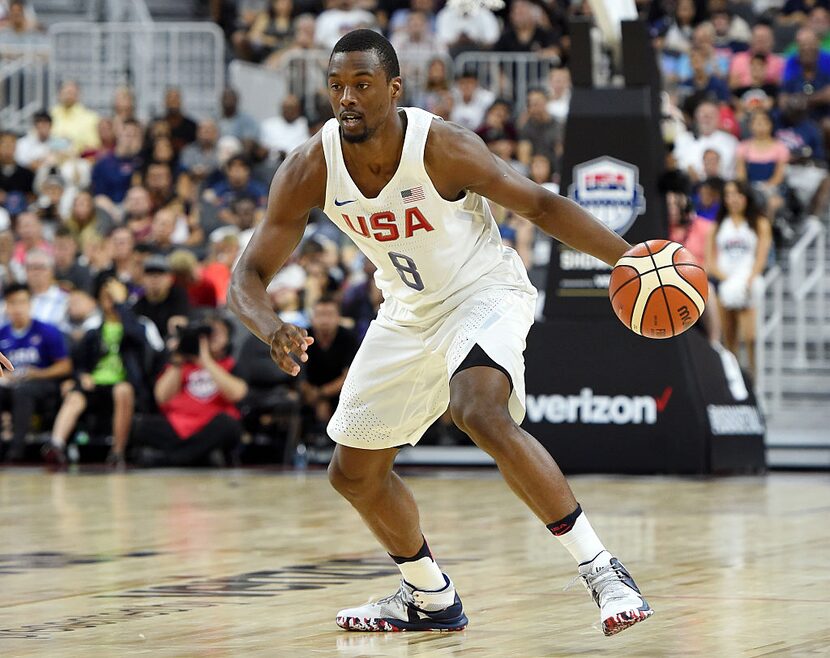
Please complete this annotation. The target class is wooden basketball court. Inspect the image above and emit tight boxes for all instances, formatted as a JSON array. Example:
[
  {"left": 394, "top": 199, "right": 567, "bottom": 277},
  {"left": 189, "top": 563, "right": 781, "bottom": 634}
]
[{"left": 1, "top": 467, "right": 828, "bottom": 656}]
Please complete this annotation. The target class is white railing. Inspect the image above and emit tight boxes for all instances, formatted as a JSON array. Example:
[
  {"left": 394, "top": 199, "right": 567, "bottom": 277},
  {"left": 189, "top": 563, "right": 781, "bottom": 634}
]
[
  {"left": 754, "top": 264, "right": 784, "bottom": 415},
  {"left": 30, "top": 0, "right": 99, "bottom": 22},
  {"left": 788, "top": 216, "right": 827, "bottom": 368},
  {"left": 0, "top": 53, "right": 50, "bottom": 133},
  {"left": 454, "top": 52, "right": 560, "bottom": 112},
  {"left": 48, "top": 23, "right": 224, "bottom": 123},
  {"left": 228, "top": 60, "right": 287, "bottom": 123}
]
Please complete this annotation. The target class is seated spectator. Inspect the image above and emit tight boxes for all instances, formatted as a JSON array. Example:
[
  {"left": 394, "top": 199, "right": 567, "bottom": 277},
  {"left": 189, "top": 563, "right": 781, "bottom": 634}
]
[
  {"left": 414, "top": 56, "right": 451, "bottom": 114},
  {"left": 203, "top": 230, "right": 240, "bottom": 306},
  {"left": 15, "top": 111, "right": 71, "bottom": 171},
  {"left": 435, "top": 0, "right": 499, "bottom": 56},
  {"left": 729, "top": 23, "right": 785, "bottom": 90},
  {"left": 341, "top": 257, "right": 381, "bottom": 341},
  {"left": 517, "top": 88, "right": 561, "bottom": 172},
  {"left": 707, "top": 2, "right": 751, "bottom": 52},
  {"left": 260, "top": 94, "right": 310, "bottom": 164},
  {"left": 160, "top": 87, "right": 197, "bottom": 155},
  {"left": 26, "top": 249, "right": 69, "bottom": 328},
  {"left": 0, "top": 227, "right": 14, "bottom": 290},
  {"left": 494, "top": 0, "right": 561, "bottom": 57},
  {"left": 301, "top": 296, "right": 357, "bottom": 430},
  {"left": 262, "top": 13, "right": 317, "bottom": 69},
  {"left": 528, "top": 153, "right": 558, "bottom": 191},
  {"left": 387, "top": 0, "right": 436, "bottom": 37},
  {"left": 0, "top": 131, "right": 35, "bottom": 213},
  {"left": 180, "top": 119, "right": 221, "bottom": 181},
  {"left": 314, "top": 0, "right": 377, "bottom": 51},
  {"left": 46, "top": 279, "right": 142, "bottom": 467},
  {"left": 391, "top": 10, "right": 446, "bottom": 82},
  {"left": 169, "top": 249, "right": 217, "bottom": 308},
  {"left": 91, "top": 118, "right": 143, "bottom": 204},
  {"left": 0, "top": 283, "right": 71, "bottom": 463},
  {"left": 692, "top": 175, "right": 724, "bottom": 220},
  {"left": 133, "top": 253, "right": 190, "bottom": 340},
  {"left": 133, "top": 315, "right": 247, "bottom": 467},
  {"left": 662, "top": 0, "right": 699, "bottom": 56},
  {"left": 205, "top": 156, "right": 268, "bottom": 224},
  {"left": 12, "top": 212, "right": 51, "bottom": 273},
  {"left": 32, "top": 173, "right": 67, "bottom": 238},
  {"left": 111, "top": 86, "right": 137, "bottom": 137},
  {"left": 450, "top": 70, "right": 496, "bottom": 131},
  {"left": 122, "top": 186, "right": 154, "bottom": 243},
  {"left": 50, "top": 81, "right": 101, "bottom": 153},
  {"left": 65, "top": 190, "right": 113, "bottom": 243},
  {"left": 780, "top": 1, "right": 830, "bottom": 28},
  {"left": 679, "top": 45, "right": 732, "bottom": 118},
  {"left": 54, "top": 227, "right": 92, "bottom": 293},
  {"left": 0, "top": 0, "right": 45, "bottom": 57},
  {"left": 65, "top": 288, "right": 101, "bottom": 347},
  {"left": 238, "top": 0, "right": 295, "bottom": 62},
  {"left": 733, "top": 54, "right": 779, "bottom": 126},
  {"left": 736, "top": 110, "right": 790, "bottom": 220},
  {"left": 142, "top": 160, "right": 179, "bottom": 212},
  {"left": 218, "top": 88, "right": 260, "bottom": 155},
  {"left": 780, "top": 27, "right": 830, "bottom": 123},
  {"left": 546, "top": 66, "right": 571, "bottom": 124},
  {"left": 95, "top": 226, "right": 138, "bottom": 293},
  {"left": 674, "top": 101, "right": 739, "bottom": 182},
  {"left": 672, "top": 22, "right": 732, "bottom": 82}
]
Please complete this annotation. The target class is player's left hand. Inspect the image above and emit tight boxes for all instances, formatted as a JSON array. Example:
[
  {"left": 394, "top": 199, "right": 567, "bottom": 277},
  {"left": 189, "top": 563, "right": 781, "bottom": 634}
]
[
  {"left": 0, "top": 351, "right": 13, "bottom": 377},
  {"left": 269, "top": 323, "right": 314, "bottom": 376}
]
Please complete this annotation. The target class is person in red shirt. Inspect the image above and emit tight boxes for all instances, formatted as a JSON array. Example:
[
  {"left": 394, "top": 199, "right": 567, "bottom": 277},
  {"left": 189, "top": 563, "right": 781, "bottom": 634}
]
[{"left": 133, "top": 314, "right": 247, "bottom": 466}]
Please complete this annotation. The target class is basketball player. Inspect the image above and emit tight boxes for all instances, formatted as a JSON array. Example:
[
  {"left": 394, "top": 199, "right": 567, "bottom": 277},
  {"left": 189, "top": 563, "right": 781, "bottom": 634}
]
[{"left": 229, "top": 30, "right": 653, "bottom": 636}]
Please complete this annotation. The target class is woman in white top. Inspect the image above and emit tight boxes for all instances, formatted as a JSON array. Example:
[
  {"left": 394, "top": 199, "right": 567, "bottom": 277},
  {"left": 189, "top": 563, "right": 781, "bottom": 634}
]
[{"left": 706, "top": 180, "right": 772, "bottom": 376}]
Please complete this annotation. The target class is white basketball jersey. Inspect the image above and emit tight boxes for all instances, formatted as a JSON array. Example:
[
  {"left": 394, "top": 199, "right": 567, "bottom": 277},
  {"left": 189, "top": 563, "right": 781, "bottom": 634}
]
[
  {"left": 715, "top": 216, "right": 758, "bottom": 278},
  {"left": 321, "top": 106, "right": 535, "bottom": 326}
]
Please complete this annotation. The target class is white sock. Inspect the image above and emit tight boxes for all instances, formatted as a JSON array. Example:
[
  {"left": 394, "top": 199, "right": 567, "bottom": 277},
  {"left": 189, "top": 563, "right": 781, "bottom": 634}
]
[
  {"left": 391, "top": 540, "right": 447, "bottom": 591},
  {"left": 554, "top": 511, "right": 610, "bottom": 568}
]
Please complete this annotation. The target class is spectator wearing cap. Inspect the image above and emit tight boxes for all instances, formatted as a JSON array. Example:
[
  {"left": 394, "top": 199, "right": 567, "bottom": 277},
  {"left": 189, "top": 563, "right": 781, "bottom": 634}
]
[
  {"left": 260, "top": 95, "right": 310, "bottom": 164},
  {"left": 133, "top": 254, "right": 190, "bottom": 340},
  {"left": 205, "top": 155, "right": 268, "bottom": 225},
  {"left": 91, "top": 118, "right": 143, "bottom": 204},
  {"left": 218, "top": 88, "right": 260, "bottom": 155},
  {"left": 160, "top": 87, "right": 198, "bottom": 154},
  {"left": 729, "top": 24, "right": 785, "bottom": 91},
  {"left": 0, "top": 131, "right": 35, "bottom": 214},
  {"left": 15, "top": 111, "right": 70, "bottom": 171},
  {"left": 450, "top": 70, "right": 496, "bottom": 130},
  {"left": 179, "top": 119, "right": 221, "bottom": 181},
  {"left": 25, "top": 248, "right": 69, "bottom": 329},
  {"left": 50, "top": 81, "right": 101, "bottom": 153},
  {"left": 54, "top": 226, "right": 92, "bottom": 293}
]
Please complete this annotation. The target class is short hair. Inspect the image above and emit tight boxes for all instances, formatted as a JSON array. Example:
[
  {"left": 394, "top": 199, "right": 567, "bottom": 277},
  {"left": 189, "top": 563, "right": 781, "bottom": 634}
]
[
  {"left": 330, "top": 29, "right": 400, "bottom": 81},
  {"left": 33, "top": 110, "right": 51, "bottom": 123},
  {"left": 315, "top": 294, "right": 339, "bottom": 308},
  {"left": 3, "top": 282, "right": 30, "bottom": 298},
  {"left": 122, "top": 118, "right": 142, "bottom": 130},
  {"left": 226, "top": 154, "right": 250, "bottom": 169}
]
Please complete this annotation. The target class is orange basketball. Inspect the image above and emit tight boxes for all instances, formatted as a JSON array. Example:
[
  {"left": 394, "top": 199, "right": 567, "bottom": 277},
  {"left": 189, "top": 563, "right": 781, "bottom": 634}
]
[{"left": 609, "top": 239, "right": 708, "bottom": 339}]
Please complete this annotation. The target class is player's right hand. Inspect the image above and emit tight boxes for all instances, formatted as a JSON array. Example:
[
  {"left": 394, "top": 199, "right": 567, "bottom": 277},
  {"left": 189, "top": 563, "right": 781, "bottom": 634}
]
[{"left": 269, "top": 323, "right": 314, "bottom": 376}]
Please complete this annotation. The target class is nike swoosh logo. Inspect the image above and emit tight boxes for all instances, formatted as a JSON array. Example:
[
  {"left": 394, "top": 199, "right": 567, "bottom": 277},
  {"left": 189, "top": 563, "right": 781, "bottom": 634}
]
[{"left": 334, "top": 198, "right": 356, "bottom": 206}]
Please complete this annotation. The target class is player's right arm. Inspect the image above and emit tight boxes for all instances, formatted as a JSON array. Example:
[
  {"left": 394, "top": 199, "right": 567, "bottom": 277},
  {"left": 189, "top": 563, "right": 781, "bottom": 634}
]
[{"left": 228, "top": 134, "right": 327, "bottom": 376}]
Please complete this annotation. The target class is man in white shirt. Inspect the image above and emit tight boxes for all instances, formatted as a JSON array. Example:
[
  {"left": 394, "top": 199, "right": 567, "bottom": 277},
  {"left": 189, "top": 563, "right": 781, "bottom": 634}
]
[
  {"left": 260, "top": 94, "right": 310, "bottom": 163},
  {"left": 314, "top": 0, "right": 377, "bottom": 51},
  {"left": 673, "top": 100, "right": 738, "bottom": 182},
  {"left": 15, "top": 111, "right": 70, "bottom": 171},
  {"left": 435, "top": 2, "right": 499, "bottom": 54},
  {"left": 25, "top": 249, "right": 69, "bottom": 330},
  {"left": 449, "top": 69, "right": 496, "bottom": 130}
]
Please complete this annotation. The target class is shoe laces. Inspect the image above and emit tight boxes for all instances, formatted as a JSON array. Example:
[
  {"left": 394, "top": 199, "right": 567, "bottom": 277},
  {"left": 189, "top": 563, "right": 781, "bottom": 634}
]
[
  {"left": 580, "top": 563, "right": 634, "bottom": 606},
  {"left": 375, "top": 580, "right": 415, "bottom": 608}
]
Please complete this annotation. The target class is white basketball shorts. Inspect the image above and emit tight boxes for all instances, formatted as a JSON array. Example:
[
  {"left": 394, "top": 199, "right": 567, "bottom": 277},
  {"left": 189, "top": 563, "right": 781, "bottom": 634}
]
[{"left": 327, "top": 286, "right": 537, "bottom": 450}]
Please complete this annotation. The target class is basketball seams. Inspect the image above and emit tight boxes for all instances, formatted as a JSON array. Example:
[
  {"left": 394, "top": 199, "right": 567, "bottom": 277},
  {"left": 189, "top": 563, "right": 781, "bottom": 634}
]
[
  {"left": 644, "top": 241, "right": 676, "bottom": 337},
  {"left": 661, "top": 267, "right": 707, "bottom": 313}
]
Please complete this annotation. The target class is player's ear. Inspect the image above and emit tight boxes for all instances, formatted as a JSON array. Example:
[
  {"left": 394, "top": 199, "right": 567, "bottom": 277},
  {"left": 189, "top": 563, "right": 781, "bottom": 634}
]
[{"left": 390, "top": 77, "right": 402, "bottom": 99}]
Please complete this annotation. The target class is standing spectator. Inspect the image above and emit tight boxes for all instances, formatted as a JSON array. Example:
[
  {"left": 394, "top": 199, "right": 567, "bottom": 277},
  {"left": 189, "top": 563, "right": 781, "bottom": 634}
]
[
  {"left": 314, "top": 0, "right": 377, "bottom": 51},
  {"left": 301, "top": 296, "right": 357, "bottom": 430},
  {"left": 91, "top": 118, "right": 143, "bottom": 204},
  {"left": 261, "top": 95, "right": 311, "bottom": 164},
  {"left": 736, "top": 110, "right": 790, "bottom": 220},
  {"left": 133, "top": 254, "right": 190, "bottom": 339},
  {"left": 133, "top": 315, "right": 247, "bottom": 467},
  {"left": 494, "top": 0, "right": 561, "bottom": 57},
  {"left": 50, "top": 81, "right": 101, "bottom": 153},
  {"left": 180, "top": 119, "right": 221, "bottom": 181},
  {"left": 729, "top": 24, "right": 785, "bottom": 90},
  {"left": 47, "top": 279, "right": 142, "bottom": 467},
  {"left": 0, "top": 283, "right": 71, "bottom": 463},
  {"left": 517, "top": 88, "right": 561, "bottom": 172},
  {"left": 674, "top": 101, "right": 739, "bottom": 182},
  {"left": 53, "top": 227, "right": 92, "bottom": 293},
  {"left": 706, "top": 180, "right": 773, "bottom": 377},
  {"left": 14, "top": 111, "right": 70, "bottom": 171},
  {"left": 26, "top": 249, "right": 69, "bottom": 328},
  {"left": 218, "top": 88, "right": 261, "bottom": 155},
  {"left": 435, "top": 0, "right": 499, "bottom": 56},
  {"left": 780, "top": 27, "right": 830, "bottom": 124},
  {"left": 450, "top": 70, "right": 496, "bottom": 131},
  {"left": 161, "top": 87, "right": 198, "bottom": 154},
  {"left": 0, "top": 131, "right": 35, "bottom": 213}
]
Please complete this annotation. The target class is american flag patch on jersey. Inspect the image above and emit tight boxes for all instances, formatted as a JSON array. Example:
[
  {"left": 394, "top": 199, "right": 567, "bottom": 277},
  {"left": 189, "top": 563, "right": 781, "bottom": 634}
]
[{"left": 400, "top": 186, "right": 425, "bottom": 203}]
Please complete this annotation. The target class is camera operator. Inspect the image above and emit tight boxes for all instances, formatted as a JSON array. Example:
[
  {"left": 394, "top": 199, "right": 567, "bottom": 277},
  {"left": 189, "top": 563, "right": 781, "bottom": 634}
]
[{"left": 133, "top": 314, "right": 247, "bottom": 466}]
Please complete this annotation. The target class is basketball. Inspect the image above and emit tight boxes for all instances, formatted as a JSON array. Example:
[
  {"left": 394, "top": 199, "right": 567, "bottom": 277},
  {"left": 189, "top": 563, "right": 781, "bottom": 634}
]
[{"left": 609, "top": 240, "right": 708, "bottom": 339}]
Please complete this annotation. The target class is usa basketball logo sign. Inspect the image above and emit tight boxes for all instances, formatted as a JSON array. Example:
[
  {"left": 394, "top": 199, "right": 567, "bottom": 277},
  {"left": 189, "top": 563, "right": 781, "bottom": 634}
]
[{"left": 568, "top": 156, "right": 646, "bottom": 236}]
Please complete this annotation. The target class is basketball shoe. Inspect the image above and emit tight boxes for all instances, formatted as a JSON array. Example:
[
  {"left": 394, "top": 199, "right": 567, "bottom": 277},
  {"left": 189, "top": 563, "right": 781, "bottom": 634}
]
[
  {"left": 579, "top": 554, "right": 653, "bottom": 636},
  {"left": 335, "top": 574, "right": 468, "bottom": 632}
]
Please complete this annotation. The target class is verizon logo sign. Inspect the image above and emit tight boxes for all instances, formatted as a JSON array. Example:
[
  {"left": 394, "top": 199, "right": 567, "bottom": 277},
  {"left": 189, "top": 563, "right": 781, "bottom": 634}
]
[{"left": 526, "top": 387, "right": 672, "bottom": 425}]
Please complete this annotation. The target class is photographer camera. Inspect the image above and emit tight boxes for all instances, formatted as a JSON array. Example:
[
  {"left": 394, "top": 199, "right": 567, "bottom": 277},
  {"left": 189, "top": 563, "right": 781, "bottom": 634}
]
[{"left": 133, "top": 314, "right": 247, "bottom": 467}]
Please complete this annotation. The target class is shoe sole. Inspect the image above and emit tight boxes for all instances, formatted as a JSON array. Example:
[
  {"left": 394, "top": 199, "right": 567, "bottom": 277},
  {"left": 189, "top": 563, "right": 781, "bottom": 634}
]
[
  {"left": 602, "top": 607, "right": 654, "bottom": 636},
  {"left": 336, "top": 615, "right": 468, "bottom": 632}
]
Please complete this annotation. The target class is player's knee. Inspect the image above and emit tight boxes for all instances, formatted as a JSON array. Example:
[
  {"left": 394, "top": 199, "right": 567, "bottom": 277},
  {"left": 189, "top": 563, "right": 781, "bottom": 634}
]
[
  {"left": 450, "top": 401, "right": 513, "bottom": 449},
  {"left": 327, "top": 458, "right": 374, "bottom": 500}
]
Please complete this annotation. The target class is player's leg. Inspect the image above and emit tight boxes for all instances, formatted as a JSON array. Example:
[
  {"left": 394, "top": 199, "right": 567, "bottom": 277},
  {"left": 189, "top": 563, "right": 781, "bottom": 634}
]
[
  {"left": 449, "top": 363, "right": 652, "bottom": 636},
  {"left": 328, "top": 444, "right": 467, "bottom": 632}
]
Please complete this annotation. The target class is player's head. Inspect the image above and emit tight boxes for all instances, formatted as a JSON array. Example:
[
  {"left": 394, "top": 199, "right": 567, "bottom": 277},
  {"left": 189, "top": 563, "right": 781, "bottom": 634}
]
[{"left": 328, "top": 29, "right": 402, "bottom": 144}]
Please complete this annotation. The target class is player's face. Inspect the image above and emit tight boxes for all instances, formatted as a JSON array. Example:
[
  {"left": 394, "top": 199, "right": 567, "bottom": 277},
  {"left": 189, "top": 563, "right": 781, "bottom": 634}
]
[{"left": 328, "top": 51, "right": 401, "bottom": 144}]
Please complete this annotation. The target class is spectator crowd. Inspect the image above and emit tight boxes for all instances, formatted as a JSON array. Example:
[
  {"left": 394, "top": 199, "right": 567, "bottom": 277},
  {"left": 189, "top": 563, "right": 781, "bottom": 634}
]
[{"left": 0, "top": 0, "right": 826, "bottom": 465}]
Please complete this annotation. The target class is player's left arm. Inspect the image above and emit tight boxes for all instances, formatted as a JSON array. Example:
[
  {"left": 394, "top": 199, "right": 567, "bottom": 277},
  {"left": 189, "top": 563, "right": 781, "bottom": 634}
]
[{"left": 425, "top": 121, "right": 631, "bottom": 267}]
